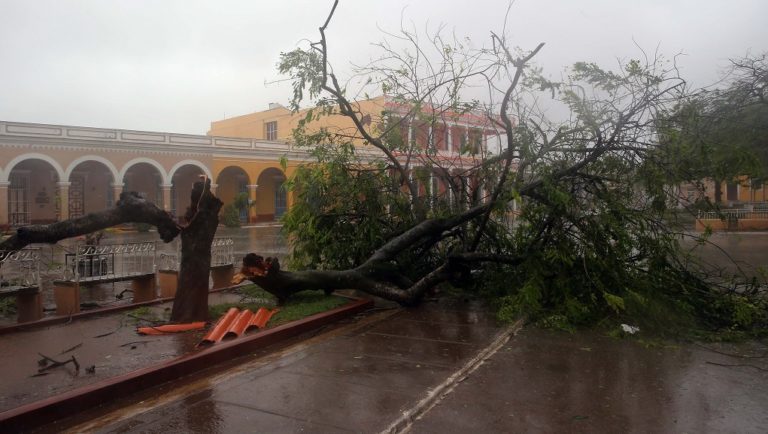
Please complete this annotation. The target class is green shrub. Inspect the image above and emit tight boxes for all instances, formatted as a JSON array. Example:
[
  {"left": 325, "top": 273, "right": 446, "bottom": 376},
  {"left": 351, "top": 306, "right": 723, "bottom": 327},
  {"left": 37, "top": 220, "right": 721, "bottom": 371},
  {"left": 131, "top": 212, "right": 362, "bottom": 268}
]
[{"left": 221, "top": 204, "right": 241, "bottom": 228}]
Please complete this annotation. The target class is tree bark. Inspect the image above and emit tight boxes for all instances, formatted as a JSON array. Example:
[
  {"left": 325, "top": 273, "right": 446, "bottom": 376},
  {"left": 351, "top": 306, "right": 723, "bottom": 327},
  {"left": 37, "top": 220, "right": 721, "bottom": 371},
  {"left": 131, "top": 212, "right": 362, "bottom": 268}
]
[
  {"left": 170, "top": 180, "right": 223, "bottom": 322},
  {"left": 0, "top": 192, "right": 179, "bottom": 252}
]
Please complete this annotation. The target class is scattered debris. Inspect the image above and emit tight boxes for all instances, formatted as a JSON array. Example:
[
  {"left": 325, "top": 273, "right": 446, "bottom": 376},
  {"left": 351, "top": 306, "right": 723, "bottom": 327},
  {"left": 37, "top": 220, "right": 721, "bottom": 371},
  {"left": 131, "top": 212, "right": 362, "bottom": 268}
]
[
  {"left": 620, "top": 324, "right": 640, "bottom": 335},
  {"left": 59, "top": 343, "right": 83, "bottom": 355},
  {"left": 119, "top": 340, "right": 156, "bottom": 348},
  {"left": 94, "top": 318, "right": 126, "bottom": 338},
  {"left": 115, "top": 288, "right": 133, "bottom": 299},
  {"left": 137, "top": 322, "right": 207, "bottom": 335},
  {"left": 37, "top": 353, "right": 80, "bottom": 373}
]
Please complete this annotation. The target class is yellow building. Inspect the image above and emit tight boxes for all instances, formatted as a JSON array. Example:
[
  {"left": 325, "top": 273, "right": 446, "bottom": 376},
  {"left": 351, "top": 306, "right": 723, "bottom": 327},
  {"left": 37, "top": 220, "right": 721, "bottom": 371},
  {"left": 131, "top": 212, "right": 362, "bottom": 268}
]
[
  {"left": 2, "top": 97, "right": 503, "bottom": 229},
  {"left": 0, "top": 121, "right": 309, "bottom": 228},
  {"left": 208, "top": 96, "right": 496, "bottom": 154},
  {"left": 679, "top": 177, "right": 768, "bottom": 206}
]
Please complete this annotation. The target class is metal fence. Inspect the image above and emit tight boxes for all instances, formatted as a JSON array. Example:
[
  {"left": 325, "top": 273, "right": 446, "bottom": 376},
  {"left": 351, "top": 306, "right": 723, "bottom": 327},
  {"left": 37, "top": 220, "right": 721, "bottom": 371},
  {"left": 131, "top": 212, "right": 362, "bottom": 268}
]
[
  {"left": 62, "top": 241, "right": 156, "bottom": 282},
  {"left": 211, "top": 238, "right": 234, "bottom": 267},
  {"left": 156, "top": 237, "right": 233, "bottom": 271},
  {"left": 698, "top": 209, "right": 768, "bottom": 220},
  {"left": 0, "top": 248, "right": 42, "bottom": 292}
]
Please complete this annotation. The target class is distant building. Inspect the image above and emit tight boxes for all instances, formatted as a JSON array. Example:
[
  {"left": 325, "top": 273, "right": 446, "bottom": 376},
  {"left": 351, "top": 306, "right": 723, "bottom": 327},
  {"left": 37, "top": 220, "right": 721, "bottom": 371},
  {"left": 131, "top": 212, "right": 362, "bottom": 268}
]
[
  {"left": 0, "top": 121, "right": 306, "bottom": 227},
  {"left": 1, "top": 97, "right": 508, "bottom": 228},
  {"left": 209, "top": 95, "right": 506, "bottom": 208},
  {"left": 676, "top": 177, "right": 768, "bottom": 208},
  {"left": 208, "top": 95, "right": 499, "bottom": 155}
]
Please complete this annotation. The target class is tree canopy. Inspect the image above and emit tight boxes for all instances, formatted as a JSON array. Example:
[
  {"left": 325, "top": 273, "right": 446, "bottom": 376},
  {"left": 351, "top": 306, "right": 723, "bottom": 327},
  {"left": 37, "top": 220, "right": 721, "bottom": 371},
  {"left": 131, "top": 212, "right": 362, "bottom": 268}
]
[
  {"left": 660, "top": 53, "right": 768, "bottom": 203},
  {"left": 269, "top": 1, "right": 767, "bottom": 336}
]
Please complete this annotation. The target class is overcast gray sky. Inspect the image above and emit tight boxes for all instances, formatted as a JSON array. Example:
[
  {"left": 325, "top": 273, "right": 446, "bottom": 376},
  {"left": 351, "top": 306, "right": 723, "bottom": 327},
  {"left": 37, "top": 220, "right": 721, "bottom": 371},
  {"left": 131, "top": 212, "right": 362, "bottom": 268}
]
[{"left": 1, "top": 0, "right": 766, "bottom": 135}]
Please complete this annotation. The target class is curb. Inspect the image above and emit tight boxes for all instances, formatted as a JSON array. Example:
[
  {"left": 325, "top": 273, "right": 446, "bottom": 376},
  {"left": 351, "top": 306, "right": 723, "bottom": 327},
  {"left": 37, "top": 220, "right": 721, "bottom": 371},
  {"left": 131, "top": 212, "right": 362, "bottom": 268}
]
[
  {"left": 0, "top": 284, "right": 244, "bottom": 335},
  {"left": 0, "top": 297, "right": 373, "bottom": 432}
]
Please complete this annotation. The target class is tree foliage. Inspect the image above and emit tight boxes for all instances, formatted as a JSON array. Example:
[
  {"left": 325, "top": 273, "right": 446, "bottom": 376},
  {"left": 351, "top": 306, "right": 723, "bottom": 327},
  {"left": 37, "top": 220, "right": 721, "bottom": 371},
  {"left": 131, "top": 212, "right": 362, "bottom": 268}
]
[
  {"left": 269, "top": 1, "right": 767, "bottom": 336},
  {"left": 660, "top": 52, "right": 768, "bottom": 202}
]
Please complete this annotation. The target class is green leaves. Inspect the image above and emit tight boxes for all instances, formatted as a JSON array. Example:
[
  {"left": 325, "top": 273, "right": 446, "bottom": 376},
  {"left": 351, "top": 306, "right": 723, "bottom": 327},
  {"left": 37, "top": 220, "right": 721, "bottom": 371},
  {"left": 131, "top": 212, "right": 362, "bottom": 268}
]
[{"left": 278, "top": 48, "right": 324, "bottom": 111}]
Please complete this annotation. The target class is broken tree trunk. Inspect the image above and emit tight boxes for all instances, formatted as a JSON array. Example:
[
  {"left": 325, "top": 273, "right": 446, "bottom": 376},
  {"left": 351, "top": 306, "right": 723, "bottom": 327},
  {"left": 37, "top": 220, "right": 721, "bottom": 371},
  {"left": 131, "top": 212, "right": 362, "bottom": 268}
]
[
  {"left": 170, "top": 179, "right": 223, "bottom": 322},
  {"left": 0, "top": 183, "right": 223, "bottom": 323}
]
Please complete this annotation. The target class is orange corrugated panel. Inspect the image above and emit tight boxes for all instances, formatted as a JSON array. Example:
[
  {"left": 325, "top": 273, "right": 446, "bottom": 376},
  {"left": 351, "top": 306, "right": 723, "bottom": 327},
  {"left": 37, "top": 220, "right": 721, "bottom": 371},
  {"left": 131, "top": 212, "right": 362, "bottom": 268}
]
[
  {"left": 199, "top": 307, "right": 239, "bottom": 345},
  {"left": 137, "top": 322, "right": 206, "bottom": 335},
  {"left": 250, "top": 307, "right": 279, "bottom": 329},
  {"left": 223, "top": 309, "right": 254, "bottom": 340}
]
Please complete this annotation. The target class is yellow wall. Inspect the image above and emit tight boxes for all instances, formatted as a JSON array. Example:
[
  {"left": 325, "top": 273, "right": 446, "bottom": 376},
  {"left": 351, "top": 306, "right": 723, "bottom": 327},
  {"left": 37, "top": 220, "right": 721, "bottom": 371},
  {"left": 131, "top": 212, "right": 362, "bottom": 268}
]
[
  {"left": 698, "top": 177, "right": 768, "bottom": 204},
  {"left": 208, "top": 97, "right": 389, "bottom": 145}
]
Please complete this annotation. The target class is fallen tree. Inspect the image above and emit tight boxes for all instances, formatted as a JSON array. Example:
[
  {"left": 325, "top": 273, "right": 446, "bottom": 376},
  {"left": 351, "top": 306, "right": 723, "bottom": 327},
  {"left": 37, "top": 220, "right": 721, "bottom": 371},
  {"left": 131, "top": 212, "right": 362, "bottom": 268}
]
[
  {"left": 0, "top": 179, "right": 222, "bottom": 323},
  {"left": 240, "top": 1, "right": 766, "bottom": 336},
  {"left": 2, "top": 2, "right": 765, "bottom": 334}
]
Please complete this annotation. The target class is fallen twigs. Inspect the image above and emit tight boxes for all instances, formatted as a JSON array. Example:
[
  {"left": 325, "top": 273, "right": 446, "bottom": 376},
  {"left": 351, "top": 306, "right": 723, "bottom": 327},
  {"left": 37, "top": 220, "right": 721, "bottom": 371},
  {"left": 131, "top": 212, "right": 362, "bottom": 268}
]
[{"left": 37, "top": 353, "right": 80, "bottom": 373}]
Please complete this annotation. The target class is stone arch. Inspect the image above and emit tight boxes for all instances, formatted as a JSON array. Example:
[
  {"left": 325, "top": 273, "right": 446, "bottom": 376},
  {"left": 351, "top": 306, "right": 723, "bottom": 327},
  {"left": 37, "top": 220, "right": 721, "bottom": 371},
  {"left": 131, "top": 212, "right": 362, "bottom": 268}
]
[
  {"left": 167, "top": 159, "right": 212, "bottom": 185},
  {"left": 120, "top": 158, "right": 166, "bottom": 207},
  {"left": 65, "top": 158, "right": 118, "bottom": 218},
  {"left": 5, "top": 155, "right": 64, "bottom": 225},
  {"left": 3, "top": 153, "right": 65, "bottom": 183},
  {"left": 216, "top": 166, "right": 251, "bottom": 223},
  {"left": 64, "top": 155, "right": 119, "bottom": 183},
  {"left": 254, "top": 167, "right": 287, "bottom": 222},
  {"left": 170, "top": 163, "right": 208, "bottom": 221},
  {"left": 118, "top": 158, "right": 168, "bottom": 183}
]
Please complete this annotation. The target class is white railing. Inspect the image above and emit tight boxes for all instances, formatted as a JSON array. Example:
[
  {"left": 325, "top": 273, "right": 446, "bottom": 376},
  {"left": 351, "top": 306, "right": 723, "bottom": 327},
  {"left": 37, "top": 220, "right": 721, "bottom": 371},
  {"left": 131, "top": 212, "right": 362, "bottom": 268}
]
[
  {"left": 0, "top": 121, "right": 297, "bottom": 153},
  {"left": 155, "top": 237, "right": 233, "bottom": 271},
  {"left": 211, "top": 238, "right": 234, "bottom": 267},
  {"left": 698, "top": 209, "right": 768, "bottom": 220},
  {"left": 63, "top": 241, "right": 156, "bottom": 282},
  {"left": 0, "top": 248, "right": 42, "bottom": 291}
]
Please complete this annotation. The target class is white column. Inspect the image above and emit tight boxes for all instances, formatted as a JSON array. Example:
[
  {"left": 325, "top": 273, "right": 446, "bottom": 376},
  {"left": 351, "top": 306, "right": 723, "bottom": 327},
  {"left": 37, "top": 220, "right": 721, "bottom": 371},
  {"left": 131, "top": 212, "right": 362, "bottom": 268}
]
[
  {"left": 408, "top": 171, "right": 414, "bottom": 203},
  {"left": 247, "top": 184, "right": 258, "bottom": 223},
  {"left": 0, "top": 181, "right": 9, "bottom": 225},
  {"left": 161, "top": 184, "right": 173, "bottom": 212},
  {"left": 430, "top": 172, "right": 436, "bottom": 209},
  {"left": 111, "top": 183, "right": 123, "bottom": 207},
  {"left": 57, "top": 181, "right": 71, "bottom": 221}
]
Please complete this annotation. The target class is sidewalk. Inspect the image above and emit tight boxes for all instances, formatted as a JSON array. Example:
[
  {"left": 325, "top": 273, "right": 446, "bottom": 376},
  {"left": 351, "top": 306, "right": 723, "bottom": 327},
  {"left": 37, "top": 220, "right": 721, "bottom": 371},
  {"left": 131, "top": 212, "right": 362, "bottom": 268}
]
[
  {"left": 408, "top": 328, "right": 768, "bottom": 434},
  {"left": 64, "top": 298, "right": 506, "bottom": 433},
  {"left": 46, "top": 300, "right": 768, "bottom": 433}
]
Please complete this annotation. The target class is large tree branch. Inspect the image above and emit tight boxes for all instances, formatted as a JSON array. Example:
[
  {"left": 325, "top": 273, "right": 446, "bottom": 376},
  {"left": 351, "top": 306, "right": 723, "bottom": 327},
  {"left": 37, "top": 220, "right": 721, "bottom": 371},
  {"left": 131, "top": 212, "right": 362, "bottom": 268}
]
[
  {"left": 470, "top": 39, "right": 544, "bottom": 251},
  {"left": 0, "top": 192, "right": 180, "bottom": 252},
  {"left": 362, "top": 202, "right": 490, "bottom": 267}
]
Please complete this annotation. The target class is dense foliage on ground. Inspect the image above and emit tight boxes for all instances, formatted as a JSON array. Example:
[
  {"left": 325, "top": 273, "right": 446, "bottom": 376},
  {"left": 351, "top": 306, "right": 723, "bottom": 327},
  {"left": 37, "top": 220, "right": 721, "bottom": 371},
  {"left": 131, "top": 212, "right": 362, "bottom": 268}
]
[{"left": 277, "top": 1, "right": 768, "bottom": 338}]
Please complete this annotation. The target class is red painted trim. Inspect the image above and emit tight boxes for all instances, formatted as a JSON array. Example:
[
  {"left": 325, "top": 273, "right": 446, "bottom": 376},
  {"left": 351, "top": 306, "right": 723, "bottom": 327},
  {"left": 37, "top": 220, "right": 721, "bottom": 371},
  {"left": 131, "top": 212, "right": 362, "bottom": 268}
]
[{"left": 0, "top": 285, "right": 242, "bottom": 335}]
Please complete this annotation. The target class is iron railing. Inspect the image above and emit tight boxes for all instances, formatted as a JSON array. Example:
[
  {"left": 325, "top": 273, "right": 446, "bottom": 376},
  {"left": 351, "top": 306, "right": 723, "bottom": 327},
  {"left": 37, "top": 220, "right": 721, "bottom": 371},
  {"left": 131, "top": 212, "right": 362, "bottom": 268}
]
[
  {"left": 0, "top": 248, "right": 42, "bottom": 292},
  {"left": 698, "top": 209, "right": 768, "bottom": 220},
  {"left": 62, "top": 241, "right": 156, "bottom": 282}
]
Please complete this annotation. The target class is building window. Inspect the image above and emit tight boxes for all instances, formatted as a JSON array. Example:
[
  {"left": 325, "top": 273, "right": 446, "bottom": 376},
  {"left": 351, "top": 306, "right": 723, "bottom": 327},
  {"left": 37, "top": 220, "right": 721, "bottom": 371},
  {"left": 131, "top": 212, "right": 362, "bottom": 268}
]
[{"left": 265, "top": 121, "right": 278, "bottom": 141}]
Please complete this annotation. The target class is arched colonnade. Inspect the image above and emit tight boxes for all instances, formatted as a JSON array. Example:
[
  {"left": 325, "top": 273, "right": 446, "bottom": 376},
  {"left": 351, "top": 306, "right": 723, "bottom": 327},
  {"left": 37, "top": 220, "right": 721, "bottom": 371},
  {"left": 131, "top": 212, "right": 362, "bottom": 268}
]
[{"left": 1, "top": 154, "right": 291, "bottom": 226}]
